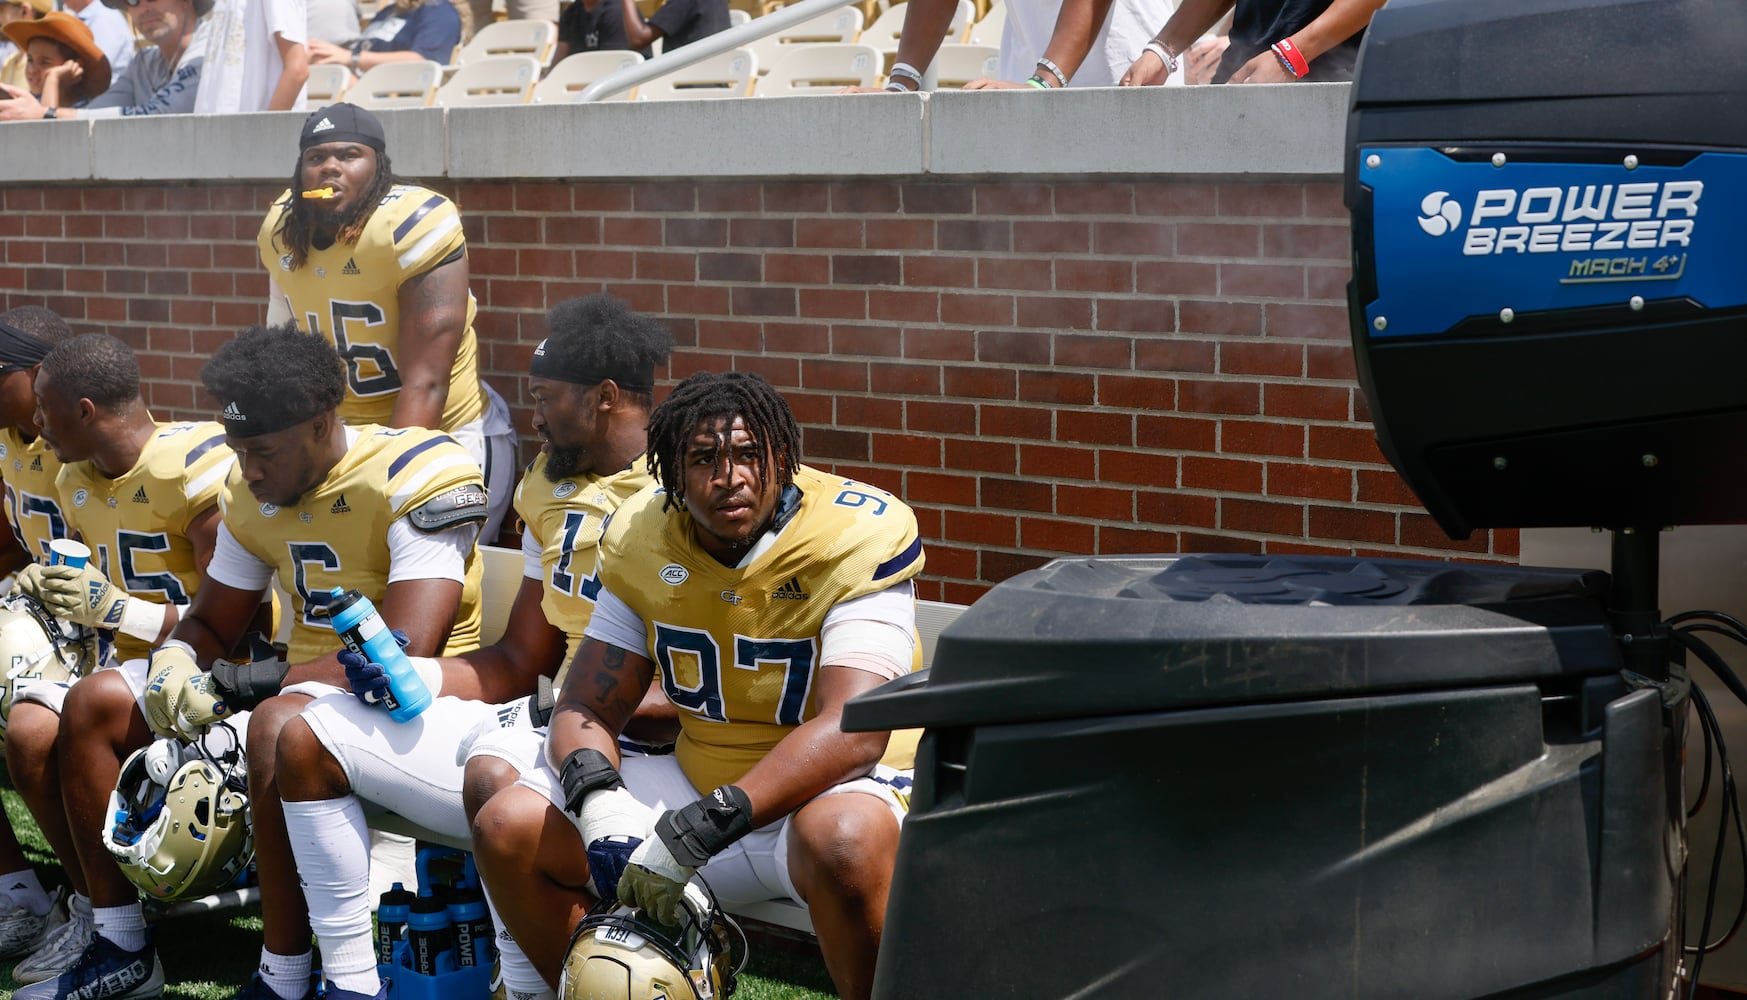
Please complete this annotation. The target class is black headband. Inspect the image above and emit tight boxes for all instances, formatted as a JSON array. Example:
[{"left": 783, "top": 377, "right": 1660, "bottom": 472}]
[
  {"left": 529, "top": 338, "right": 654, "bottom": 393},
  {"left": 0, "top": 322, "right": 51, "bottom": 368},
  {"left": 218, "top": 396, "right": 313, "bottom": 438}
]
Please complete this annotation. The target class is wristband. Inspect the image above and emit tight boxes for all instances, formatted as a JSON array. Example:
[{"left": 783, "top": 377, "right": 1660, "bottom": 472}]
[
  {"left": 42, "top": 107, "right": 57, "bottom": 120},
  {"left": 1144, "top": 40, "right": 1178, "bottom": 75},
  {"left": 888, "top": 61, "right": 923, "bottom": 87},
  {"left": 1026, "top": 75, "right": 1049, "bottom": 89},
  {"left": 1035, "top": 56, "right": 1067, "bottom": 88},
  {"left": 655, "top": 784, "right": 754, "bottom": 868},
  {"left": 1271, "top": 38, "right": 1309, "bottom": 78},
  {"left": 118, "top": 597, "right": 168, "bottom": 643},
  {"left": 558, "top": 747, "right": 624, "bottom": 816}
]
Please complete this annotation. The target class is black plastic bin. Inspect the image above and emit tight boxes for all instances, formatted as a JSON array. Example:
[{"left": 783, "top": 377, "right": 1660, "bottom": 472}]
[{"left": 844, "top": 556, "right": 1680, "bottom": 999}]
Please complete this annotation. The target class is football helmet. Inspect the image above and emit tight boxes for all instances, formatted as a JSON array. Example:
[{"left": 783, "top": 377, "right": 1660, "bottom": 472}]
[
  {"left": 559, "top": 882, "right": 744, "bottom": 1000},
  {"left": 0, "top": 592, "right": 97, "bottom": 729},
  {"left": 102, "top": 730, "right": 253, "bottom": 902}
]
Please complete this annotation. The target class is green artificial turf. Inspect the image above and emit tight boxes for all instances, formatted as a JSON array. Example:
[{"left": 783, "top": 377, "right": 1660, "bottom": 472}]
[{"left": 0, "top": 789, "right": 837, "bottom": 999}]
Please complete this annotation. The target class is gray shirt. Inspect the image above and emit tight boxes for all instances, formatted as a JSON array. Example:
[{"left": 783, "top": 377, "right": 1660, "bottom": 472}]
[
  {"left": 305, "top": 0, "right": 362, "bottom": 46},
  {"left": 83, "top": 14, "right": 213, "bottom": 116}
]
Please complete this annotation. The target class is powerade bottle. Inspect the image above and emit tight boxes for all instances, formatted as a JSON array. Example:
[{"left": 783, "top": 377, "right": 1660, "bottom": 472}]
[
  {"left": 407, "top": 895, "right": 455, "bottom": 977},
  {"left": 447, "top": 886, "right": 494, "bottom": 968},
  {"left": 323, "top": 587, "right": 431, "bottom": 722},
  {"left": 376, "top": 883, "right": 417, "bottom": 967}
]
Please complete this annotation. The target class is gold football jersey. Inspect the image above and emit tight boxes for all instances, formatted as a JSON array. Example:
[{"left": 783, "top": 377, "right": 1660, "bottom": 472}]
[
  {"left": 56, "top": 422, "right": 232, "bottom": 663},
  {"left": 597, "top": 464, "right": 925, "bottom": 793},
  {"left": 512, "top": 452, "right": 652, "bottom": 684},
  {"left": 258, "top": 185, "right": 487, "bottom": 433},
  {"left": 0, "top": 426, "right": 69, "bottom": 563},
  {"left": 219, "top": 425, "right": 485, "bottom": 664}
]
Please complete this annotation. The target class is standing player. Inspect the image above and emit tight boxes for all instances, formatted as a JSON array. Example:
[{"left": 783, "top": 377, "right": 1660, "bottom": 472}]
[
  {"left": 131, "top": 323, "right": 487, "bottom": 1000},
  {"left": 471, "top": 372, "right": 924, "bottom": 1000},
  {"left": 258, "top": 102, "right": 516, "bottom": 541},
  {"left": 0, "top": 306, "right": 78, "bottom": 960},
  {"left": 267, "top": 294, "right": 674, "bottom": 1000},
  {"left": 4, "top": 334, "right": 233, "bottom": 995}
]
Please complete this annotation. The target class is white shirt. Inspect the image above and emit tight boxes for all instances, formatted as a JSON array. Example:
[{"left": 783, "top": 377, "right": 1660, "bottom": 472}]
[
  {"left": 194, "top": 0, "right": 308, "bottom": 113},
  {"left": 995, "top": 0, "right": 1173, "bottom": 87}
]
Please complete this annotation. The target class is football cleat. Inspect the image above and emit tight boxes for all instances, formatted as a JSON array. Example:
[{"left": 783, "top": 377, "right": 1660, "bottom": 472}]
[
  {"left": 229, "top": 972, "right": 318, "bottom": 1000},
  {"left": 11, "top": 931, "right": 163, "bottom": 999},
  {"left": 0, "top": 886, "right": 65, "bottom": 960},
  {"left": 13, "top": 898, "right": 93, "bottom": 984}
]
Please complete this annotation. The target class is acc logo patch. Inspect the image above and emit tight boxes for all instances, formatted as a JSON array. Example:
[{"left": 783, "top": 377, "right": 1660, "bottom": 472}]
[
  {"left": 260, "top": 503, "right": 279, "bottom": 517},
  {"left": 552, "top": 481, "right": 578, "bottom": 499},
  {"left": 279, "top": 253, "right": 294, "bottom": 271},
  {"left": 659, "top": 564, "right": 688, "bottom": 586}
]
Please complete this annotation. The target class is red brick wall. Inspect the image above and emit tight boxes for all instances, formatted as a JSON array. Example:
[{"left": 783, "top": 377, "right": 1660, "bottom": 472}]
[{"left": 0, "top": 177, "right": 1516, "bottom": 605}]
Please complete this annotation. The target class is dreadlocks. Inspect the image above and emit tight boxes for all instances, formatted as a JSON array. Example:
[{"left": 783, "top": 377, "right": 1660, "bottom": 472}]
[
  {"left": 271, "top": 151, "right": 400, "bottom": 271},
  {"left": 647, "top": 371, "right": 801, "bottom": 513}
]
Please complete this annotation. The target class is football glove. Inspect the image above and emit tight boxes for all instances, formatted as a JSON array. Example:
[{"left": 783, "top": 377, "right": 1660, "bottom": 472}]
[
  {"left": 143, "top": 641, "right": 203, "bottom": 740},
  {"left": 27, "top": 563, "right": 130, "bottom": 630},
  {"left": 167, "top": 672, "right": 232, "bottom": 740},
  {"left": 578, "top": 786, "right": 655, "bottom": 902},
  {"left": 339, "top": 630, "right": 440, "bottom": 709},
  {"left": 617, "top": 835, "right": 695, "bottom": 927},
  {"left": 208, "top": 633, "right": 291, "bottom": 710}
]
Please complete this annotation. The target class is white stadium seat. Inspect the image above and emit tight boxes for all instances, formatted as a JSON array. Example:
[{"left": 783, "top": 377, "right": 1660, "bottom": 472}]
[
  {"left": 965, "top": 0, "right": 1005, "bottom": 46},
  {"left": 932, "top": 42, "right": 999, "bottom": 87},
  {"left": 533, "top": 50, "right": 645, "bottom": 103},
  {"left": 754, "top": 42, "right": 881, "bottom": 94},
  {"left": 434, "top": 54, "right": 539, "bottom": 106},
  {"left": 305, "top": 63, "right": 352, "bottom": 104},
  {"left": 637, "top": 46, "right": 759, "bottom": 100},
  {"left": 345, "top": 60, "right": 442, "bottom": 109},
  {"left": 453, "top": 18, "right": 558, "bottom": 68},
  {"left": 743, "top": 5, "right": 863, "bottom": 75}
]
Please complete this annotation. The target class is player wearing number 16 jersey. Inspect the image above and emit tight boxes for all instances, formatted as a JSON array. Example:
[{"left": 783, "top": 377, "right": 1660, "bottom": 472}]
[
  {"left": 257, "top": 102, "right": 515, "bottom": 541},
  {"left": 473, "top": 371, "right": 924, "bottom": 1000}
]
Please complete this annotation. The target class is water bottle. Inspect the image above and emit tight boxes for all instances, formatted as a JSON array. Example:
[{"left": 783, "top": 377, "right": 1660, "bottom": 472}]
[
  {"left": 376, "top": 883, "right": 416, "bottom": 967},
  {"left": 323, "top": 587, "right": 431, "bottom": 722},
  {"left": 446, "top": 886, "right": 494, "bottom": 968},
  {"left": 406, "top": 894, "right": 455, "bottom": 977}
]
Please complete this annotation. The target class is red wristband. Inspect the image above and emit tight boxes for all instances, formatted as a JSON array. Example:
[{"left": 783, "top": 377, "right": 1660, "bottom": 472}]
[{"left": 1271, "top": 38, "right": 1309, "bottom": 78}]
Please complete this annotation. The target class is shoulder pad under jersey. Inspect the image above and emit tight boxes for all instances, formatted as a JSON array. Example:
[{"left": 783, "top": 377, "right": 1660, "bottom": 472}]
[{"left": 407, "top": 484, "right": 490, "bottom": 533}]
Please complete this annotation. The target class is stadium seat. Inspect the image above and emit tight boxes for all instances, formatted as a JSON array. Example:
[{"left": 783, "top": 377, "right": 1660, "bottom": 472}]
[
  {"left": 636, "top": 46, "right": 759, "bottom": 100},
  {"left": 863, "top": 0, "right": 973, "bottom": 54},
  {"left": 305, "top": 63, "right": 351, "bottom": 104},
  {"left": 931, "top": 42, "right": 998, "bottom": 87},
  {"left": 533, "top": 49, "right": 644, "bottom": 102},
  {"left": 743, "top": 5, "right": 864, "bottom": 75},
  {"left": 452, "top": 18, "right": 558, "bottom": 68},
  {"left": 434, "top": 54, "right": 539, "bottom": 105},
  {"left": 345, "top": 60, "right": 442, "bottom": 109},
  {"left": 728, "top": 7, "right": 750, "bottom": 25},
  {"left": 964, "top": 0, "right": 1004, "bottom": 45},
  {"left": 755, "top": 42, "right": 881, "bottom": 94}
]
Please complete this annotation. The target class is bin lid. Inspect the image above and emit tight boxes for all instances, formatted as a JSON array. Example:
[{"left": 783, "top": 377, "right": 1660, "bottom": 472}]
[{"left": 844, "top": 555, "right": 1620, "bottom": 732}]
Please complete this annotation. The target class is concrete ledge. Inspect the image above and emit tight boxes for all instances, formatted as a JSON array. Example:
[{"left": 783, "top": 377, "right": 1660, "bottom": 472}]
[
  {"left": 13, "top": 82, "right": 1348, "bottom": 185},
  {"left": 927, "top": 83, "right": 1350, "bottom": 178},
  {"left": 0, "top": 119, "right": 93, "bottom": 184}
]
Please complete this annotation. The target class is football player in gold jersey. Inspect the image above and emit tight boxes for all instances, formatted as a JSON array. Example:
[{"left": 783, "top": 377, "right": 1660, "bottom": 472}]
[
  {"left": 263, "top": 294, "right": 675, "bottom": 1000},
  {"left": 0, "top": 307, "right": 79, "bottom": 961},
  {"left": 473, "top": 372, "right": 925, "bottom": 1000},
  {"left": 2, "top": 334, "right": 234, "bottom": 995},
  {"left": 257, "top": 103, "right": 516, "bottom": 541},
  {"left": 135, "top": 323, "right": 488, "bottom": 1000}
]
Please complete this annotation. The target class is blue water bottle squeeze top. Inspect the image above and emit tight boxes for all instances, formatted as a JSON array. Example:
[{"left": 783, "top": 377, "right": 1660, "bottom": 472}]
[
  {"left": 376, "top": 882, "right": 417, "bottom": 967},
  {"left": 323, "top": 587, "right": 431, "bottom": 722}
]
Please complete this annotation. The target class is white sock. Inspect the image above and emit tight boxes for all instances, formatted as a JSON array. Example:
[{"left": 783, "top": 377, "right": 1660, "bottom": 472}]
[
  {"left": 92, "top": 902, "right": 146, "bottom": 953},
  {"left": 281, "top": 797, "right": 379, "bottom": 997},
  {"left": 0, "top": 869, "right": 50, "bottom": 915},
  {"left": 259, "top": 947, "right": 312, "bottom": 1000},
  {"left": 481, "top": 877, "right": 551, "bottom": 998}
]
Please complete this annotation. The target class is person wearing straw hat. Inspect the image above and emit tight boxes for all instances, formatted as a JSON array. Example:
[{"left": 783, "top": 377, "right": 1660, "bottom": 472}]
[
  {"left": 0, "top": 0, "right": 212, "bottom": 119},
  {"left": 1, "top": 11, "right": 109, "bottom": 106}
]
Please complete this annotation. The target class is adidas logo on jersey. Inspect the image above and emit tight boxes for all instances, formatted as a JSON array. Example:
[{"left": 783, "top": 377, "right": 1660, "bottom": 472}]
[
  {"left": 311, "top": 116, "right": 335, "bottom": 133},
  {"left": 329, "top": 494, "right": 351, "bottom": 514},
  {"left": 28, "top": 456, "right": 40, "bottom": 471},
  {"left": 771, "top": 576, "right": 808, "bottom": 601},
  {"left": 342, "top": 258, "right": 360, "bottom": 275},
  {"left": 132, "top": 486, "right": 149, "bottom": 504}
]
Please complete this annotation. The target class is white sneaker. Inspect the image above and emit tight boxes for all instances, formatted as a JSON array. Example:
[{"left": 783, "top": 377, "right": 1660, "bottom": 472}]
[
  {"left": 12, "top": 896, "right": 93, "bottom": 984},
  {"left": 0, "top": 887, "right": 65, "bottom": 959}
]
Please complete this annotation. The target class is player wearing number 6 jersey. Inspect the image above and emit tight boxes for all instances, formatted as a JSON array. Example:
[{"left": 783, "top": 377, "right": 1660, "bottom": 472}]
[
  {"left": 472, "top": 371, "right": 924, "bottom": 1000},
  {"left": 257, "top": 102, "right": 515, "bottom": 542}
]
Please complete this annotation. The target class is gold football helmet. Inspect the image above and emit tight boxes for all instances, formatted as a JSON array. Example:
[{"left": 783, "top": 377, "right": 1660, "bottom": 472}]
[
  {"left": 0, "top": 592, "right": 97, "bottom": 728},
  {"left": 559, "top": 882, "right": 744, "bottom": 1000},
  {"left": 102, "top": 732, "right": 253, "bottom": 902}
]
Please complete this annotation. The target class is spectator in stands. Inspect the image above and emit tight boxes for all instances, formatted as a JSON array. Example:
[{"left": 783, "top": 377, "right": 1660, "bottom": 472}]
[
  {"left": 303, "top": 0, "right": 359, "bottom": 49},
  {"left": 0, "top": 0, "right": 214, "bottom": 119},
  {"left": 1119, "top": 0, "right": 1384, "bottom": 85},
  {"left": 609, "top": 0, "right": 727, "bottom": 57},
  {"left": 306, "top": 0, "right": 464, "bottom": 79},
  {"left": 53, "top": 0, "right": 130, "bottom": 79},
  {"left": 0, "top": 0, "right": 50, "bottom": 91},
  {"left": 552, "top": 0, "right": 643, "bottom": 62},
  {"left": 193, "top": 0, "right": 310, "bottom": 113},
  {"left": 855, "top": 0, "right": 1168, "bottom": 91},
  {"left": 2, "top": 10, "right": 110, "bottom": 106}
]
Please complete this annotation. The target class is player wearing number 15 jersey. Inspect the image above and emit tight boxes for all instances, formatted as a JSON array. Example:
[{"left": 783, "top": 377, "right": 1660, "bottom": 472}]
[
  {"left": 474, "top": 371, "right": 924, "bottom": 1000},
  {"left": 257, "top": 103, "right": 515, "bottom": 542}
]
